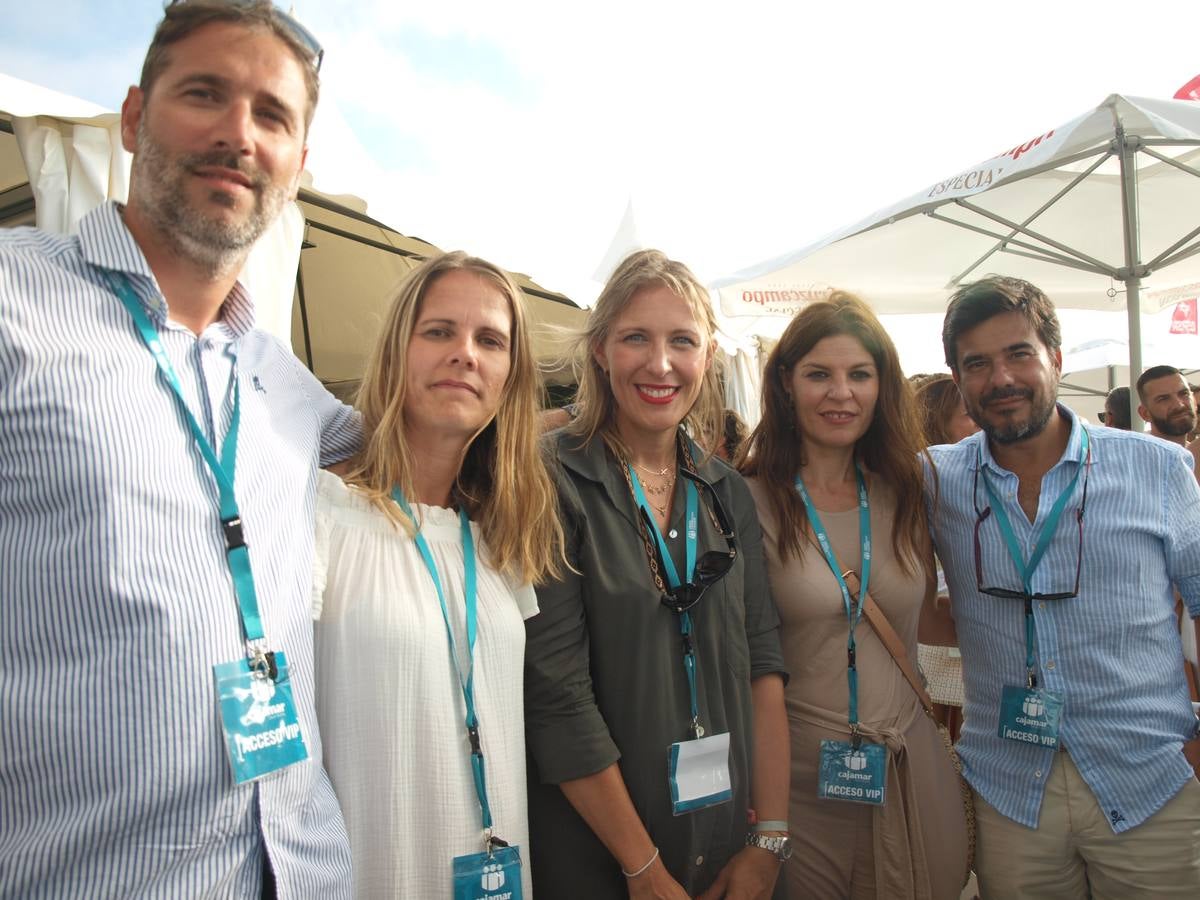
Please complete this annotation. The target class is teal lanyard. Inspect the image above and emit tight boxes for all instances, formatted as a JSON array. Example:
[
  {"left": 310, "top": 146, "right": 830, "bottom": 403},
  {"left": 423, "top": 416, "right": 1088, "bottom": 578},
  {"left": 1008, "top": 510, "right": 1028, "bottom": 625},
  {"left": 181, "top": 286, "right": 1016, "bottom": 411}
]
[
  {"left": 107, "top": 275, "right": 266, "bottom": 655},
  {"left": 628, "top": 469, "right": 705, "bottom": 739},
  {"left": 794, "top": 467, "right": 872, "bottom": 743},
  {"left": 978, "top": 428, "right": 1089, "bottom": 687},
  {"left": 390, "top": 489, "right": 497, "bottom": 845}
]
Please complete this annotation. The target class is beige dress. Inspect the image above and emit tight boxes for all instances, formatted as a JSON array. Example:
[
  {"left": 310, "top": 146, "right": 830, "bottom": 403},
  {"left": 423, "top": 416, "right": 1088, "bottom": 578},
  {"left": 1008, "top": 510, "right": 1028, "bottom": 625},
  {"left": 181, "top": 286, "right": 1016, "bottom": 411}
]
[{"left": 747, "top": 478, "right": 968, "bottom": 900}]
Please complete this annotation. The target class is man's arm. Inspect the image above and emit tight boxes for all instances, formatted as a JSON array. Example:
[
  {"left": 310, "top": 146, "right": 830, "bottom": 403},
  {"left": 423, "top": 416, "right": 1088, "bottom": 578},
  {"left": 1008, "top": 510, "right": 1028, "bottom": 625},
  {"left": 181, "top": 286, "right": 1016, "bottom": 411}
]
[{"left": 288, "top": 354, "right": 362, "bottom": 465}]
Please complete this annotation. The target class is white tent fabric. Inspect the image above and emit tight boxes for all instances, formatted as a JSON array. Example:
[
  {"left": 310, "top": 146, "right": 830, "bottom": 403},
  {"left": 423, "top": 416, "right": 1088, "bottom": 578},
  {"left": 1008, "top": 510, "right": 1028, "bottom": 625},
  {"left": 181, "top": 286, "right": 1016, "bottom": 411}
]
[{"left": 713, "top": 94, "right": 1200, "bottom": 420}]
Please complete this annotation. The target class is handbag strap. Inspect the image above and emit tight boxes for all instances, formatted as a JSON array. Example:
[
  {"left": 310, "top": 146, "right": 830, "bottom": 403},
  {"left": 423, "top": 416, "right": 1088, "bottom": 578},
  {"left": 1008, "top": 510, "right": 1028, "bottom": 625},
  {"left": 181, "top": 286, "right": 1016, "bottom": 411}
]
[{"left": 843, "top": 570, "right": 936, "bottom": 716}]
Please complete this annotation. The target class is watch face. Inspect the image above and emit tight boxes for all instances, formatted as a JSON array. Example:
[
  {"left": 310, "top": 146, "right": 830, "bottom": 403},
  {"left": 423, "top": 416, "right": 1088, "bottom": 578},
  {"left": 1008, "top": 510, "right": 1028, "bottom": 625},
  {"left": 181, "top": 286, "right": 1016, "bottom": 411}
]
[{"left": 776, "top": 838, "right": 793, "bottom": 861}]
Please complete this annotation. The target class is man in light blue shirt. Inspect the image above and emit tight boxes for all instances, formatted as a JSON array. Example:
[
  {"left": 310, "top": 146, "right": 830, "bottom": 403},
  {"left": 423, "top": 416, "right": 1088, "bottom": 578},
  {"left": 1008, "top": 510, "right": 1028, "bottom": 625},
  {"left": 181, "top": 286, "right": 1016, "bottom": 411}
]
[
  {"left": 924, "top": 275, "right": 1200, "bottom": 898},
  {"left": 0, "top": 2, "right": 356, "bottom": 897}
]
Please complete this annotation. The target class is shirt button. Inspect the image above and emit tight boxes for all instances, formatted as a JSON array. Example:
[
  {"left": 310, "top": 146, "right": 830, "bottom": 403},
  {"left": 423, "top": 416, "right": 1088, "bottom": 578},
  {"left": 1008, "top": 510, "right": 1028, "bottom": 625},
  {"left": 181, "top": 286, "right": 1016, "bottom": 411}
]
[
  {"left": 695, "top": 855, "right": 704, "bottom": 866},
  {"left": 1039, "top": 602, "right": 1046, "bottom": 610},
  {"left": 668, "top": 529, "right": 678, "bottom": 539},
  {"left": 1046, "top": 660, "right": 1056, "bottom": 670},
  {"left": 1035, "top": 770, "right": 1043, "bottom": 778}
]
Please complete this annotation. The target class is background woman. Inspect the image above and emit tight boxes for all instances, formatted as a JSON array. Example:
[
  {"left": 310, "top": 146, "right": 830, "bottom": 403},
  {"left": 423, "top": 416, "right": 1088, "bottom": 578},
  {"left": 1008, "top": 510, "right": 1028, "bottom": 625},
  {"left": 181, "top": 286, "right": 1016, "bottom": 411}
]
[
  {"left": 913, "top": 373, "right": 980, "bottom": 742},
  {"left": 525, "top": 249, "right": 790, "bottom": 899},
  {"left": 312, "top": 251, "right": 564, "bottom": 897},
  {"left": 914, "top": 373, "right": 979, "bottom": 449},
  {"left": 739, "top": 293, "right": 968, "bottom": 899}
]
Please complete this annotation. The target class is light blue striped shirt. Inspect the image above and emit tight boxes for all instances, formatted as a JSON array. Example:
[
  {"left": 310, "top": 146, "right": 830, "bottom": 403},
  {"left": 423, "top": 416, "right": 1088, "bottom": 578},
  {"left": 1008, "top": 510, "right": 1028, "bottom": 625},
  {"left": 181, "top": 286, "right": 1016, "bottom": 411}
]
[
  {"left": 0, "top": 202, "right": 358, "bottom": 897},
  {"left": 926, "top": 406, "right": 1200, "bottom": 833}
]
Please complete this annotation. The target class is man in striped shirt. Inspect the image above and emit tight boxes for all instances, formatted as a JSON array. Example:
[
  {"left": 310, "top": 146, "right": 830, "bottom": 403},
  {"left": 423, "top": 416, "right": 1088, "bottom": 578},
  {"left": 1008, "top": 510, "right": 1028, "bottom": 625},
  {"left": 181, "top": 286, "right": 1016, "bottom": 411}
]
[
  {"left": 923, "top": 276, "right": 1200, "bottom": 898},
  {"left": 0, "top": 2, "right": 356, "bottom": 897}
]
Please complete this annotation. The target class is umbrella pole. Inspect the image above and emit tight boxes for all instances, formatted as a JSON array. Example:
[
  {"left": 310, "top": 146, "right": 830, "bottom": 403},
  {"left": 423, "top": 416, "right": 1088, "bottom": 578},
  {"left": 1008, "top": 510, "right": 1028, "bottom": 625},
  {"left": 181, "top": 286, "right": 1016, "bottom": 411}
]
[{"left": 1117, "top": 126, "right": 1144, "bottom": 426}]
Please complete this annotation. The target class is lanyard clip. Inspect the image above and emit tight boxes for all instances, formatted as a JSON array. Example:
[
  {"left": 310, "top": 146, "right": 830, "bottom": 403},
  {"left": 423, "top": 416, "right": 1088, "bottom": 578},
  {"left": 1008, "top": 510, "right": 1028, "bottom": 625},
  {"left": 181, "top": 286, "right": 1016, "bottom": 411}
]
[
  {"left": 850, "top": 723, "right": 863, "bottom": 750},
  {"left": 468, "top": 724, "right": 483, "bottom": 757},
  {"left": 249, "top": 648, "right": 277, "bottom": 682},
  {"left": 1026, "top": 669, "right": 1038, "bottom": 690},
  {"left": 691, "top": 717, "right": 705, "bottom": 740},
  {"left": 847, "top": 645, "right": 856, "bottom": 669},
  {"left": 222, "top": 516, "right": 247, "bottom": 552},
  {"left": 484, "top": 828, "right": 509, "bottom": 857}
]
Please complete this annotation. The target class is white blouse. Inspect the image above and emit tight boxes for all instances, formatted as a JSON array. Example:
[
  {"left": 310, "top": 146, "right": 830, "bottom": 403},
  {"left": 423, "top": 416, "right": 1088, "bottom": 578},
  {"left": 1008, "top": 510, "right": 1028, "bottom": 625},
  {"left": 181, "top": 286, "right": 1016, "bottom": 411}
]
[{"left": 312, "top": 471, "right": 538, "bottom": 898}]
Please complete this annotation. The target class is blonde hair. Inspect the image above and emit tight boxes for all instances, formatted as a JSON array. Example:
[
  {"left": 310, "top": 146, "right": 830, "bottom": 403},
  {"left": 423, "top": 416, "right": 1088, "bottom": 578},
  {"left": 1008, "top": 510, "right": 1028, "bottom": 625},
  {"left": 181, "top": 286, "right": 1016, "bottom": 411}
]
[
  {"left": 568, "top": 249, "right": 723, "bottom": 460},
  {"left": 343, "top": 251, "right": 565, "bottom": 584}
]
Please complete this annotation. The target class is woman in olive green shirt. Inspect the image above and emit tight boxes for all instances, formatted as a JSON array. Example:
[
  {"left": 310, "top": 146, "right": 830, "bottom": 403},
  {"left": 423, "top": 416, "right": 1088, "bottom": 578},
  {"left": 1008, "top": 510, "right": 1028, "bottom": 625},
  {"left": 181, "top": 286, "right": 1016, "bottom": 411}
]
[{"left": 524, "top": 250, "right": 790, "bottom": 899}]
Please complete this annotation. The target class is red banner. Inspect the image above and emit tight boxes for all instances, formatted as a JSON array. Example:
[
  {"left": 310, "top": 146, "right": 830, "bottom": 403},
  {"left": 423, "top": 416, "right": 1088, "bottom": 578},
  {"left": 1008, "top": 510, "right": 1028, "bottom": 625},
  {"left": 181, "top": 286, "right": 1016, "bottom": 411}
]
[
  {"left": 1175, "top": 75, "right": 1200, "bottom": 101},
  {"left": 1169, "top": 298, "right": 1198, "bottom": 334}
]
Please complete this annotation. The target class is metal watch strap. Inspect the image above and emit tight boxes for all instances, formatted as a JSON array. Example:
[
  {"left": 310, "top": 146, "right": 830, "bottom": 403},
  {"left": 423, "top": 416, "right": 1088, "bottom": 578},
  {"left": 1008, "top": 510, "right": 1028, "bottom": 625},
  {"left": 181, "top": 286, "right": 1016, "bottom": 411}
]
[{"left": 745, "top": 832, "right": 792, "bottom": 861}]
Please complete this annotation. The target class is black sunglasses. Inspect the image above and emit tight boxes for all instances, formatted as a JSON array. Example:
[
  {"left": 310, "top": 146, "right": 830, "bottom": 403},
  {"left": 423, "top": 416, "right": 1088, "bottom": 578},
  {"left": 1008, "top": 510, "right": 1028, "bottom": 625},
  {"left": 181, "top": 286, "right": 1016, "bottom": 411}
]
[
  {"left": 971, "top": 456, "right": 1090, "bottom": 603},
  {"left": 169, "top": 1, "right": 325, "bottom": 72},
  {"left": 637, "top": 469, "right": 738, "bottom": 614},
  {"left": 1096, "top": 411, "right": 1108, "bottom": 424}
]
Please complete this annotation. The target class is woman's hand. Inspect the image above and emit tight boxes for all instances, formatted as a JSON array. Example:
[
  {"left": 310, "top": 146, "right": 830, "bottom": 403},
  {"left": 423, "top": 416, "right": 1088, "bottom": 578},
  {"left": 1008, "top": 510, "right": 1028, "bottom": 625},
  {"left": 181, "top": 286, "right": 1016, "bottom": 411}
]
[
  {"left": 697, "top": 846, "right": 781, "bottom": 899},
  {"left": 626, "top": 856, "right": 691, "bottom": 899}
]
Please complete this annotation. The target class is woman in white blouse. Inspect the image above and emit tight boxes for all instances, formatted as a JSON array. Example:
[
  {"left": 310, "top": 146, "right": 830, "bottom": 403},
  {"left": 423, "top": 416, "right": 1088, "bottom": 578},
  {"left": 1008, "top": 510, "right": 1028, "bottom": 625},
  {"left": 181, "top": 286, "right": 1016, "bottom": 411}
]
[{"left": 312, "top": 251, "right": 565, "bottom": 898}]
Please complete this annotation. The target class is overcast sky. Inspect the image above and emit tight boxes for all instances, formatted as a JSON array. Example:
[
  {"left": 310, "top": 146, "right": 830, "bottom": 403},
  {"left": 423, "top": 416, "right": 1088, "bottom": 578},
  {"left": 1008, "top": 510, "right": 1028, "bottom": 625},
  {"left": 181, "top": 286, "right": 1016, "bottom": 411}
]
[{"left": 2, "top": 0, "right": 1197, "bottom": 375}]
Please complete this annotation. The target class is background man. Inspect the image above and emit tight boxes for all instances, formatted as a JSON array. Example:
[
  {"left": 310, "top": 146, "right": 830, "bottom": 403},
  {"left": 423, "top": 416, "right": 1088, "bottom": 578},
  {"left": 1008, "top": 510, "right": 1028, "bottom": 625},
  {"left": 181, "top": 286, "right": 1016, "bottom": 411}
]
[
  {"left": 0, "top": 2, "right": 355, "bottom": 896},
  {"left": 1137, "top": 364, "right": 1200, "bottom": 476},
  {"left": 923, "top": 276, "right": 1200, "bottom": 899},
  {"left": 1137, "top": 364, "right": 1198, "bottom": 447},
  {"left": 1100, "top": 385, "right": 1131, "bottom": 430}
]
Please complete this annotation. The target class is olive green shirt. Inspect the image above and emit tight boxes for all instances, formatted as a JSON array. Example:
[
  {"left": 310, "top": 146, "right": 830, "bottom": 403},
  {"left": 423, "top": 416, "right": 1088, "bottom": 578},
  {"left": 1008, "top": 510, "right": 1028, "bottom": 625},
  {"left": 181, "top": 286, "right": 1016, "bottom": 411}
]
[{"left": 525, "top": 432, "right": 787, "bottom": 897}]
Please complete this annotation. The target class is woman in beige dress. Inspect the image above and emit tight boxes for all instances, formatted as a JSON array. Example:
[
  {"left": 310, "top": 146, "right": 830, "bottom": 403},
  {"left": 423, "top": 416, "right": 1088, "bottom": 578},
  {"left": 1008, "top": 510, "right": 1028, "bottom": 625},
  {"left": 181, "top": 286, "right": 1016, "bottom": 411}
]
[{"left": 739, "top": 292, "right": 969, "bottom": 899}]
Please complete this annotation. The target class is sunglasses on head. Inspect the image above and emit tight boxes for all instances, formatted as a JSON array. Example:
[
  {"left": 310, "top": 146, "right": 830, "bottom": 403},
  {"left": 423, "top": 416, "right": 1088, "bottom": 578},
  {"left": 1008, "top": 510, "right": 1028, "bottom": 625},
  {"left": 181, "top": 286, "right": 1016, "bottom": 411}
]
[
  {"left": 168, "top": 0, "right": 325, "bottom": 72},
  {"left": 637, "top": 468, "right": 738, "bottom": 614}
]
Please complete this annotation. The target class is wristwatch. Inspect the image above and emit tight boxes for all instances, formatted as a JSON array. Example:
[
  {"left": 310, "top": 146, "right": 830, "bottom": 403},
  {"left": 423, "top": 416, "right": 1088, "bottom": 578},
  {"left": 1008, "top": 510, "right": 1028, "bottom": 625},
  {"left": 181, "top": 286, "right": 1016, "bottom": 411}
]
[{"left": 745, "top": 832, "right": 792, "bottom": 861}]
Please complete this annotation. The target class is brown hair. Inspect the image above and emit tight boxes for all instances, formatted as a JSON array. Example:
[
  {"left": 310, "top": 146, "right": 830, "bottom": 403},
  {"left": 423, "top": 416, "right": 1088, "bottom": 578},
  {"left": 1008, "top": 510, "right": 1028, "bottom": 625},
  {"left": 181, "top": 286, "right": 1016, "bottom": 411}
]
[
  {"left": 140, "top": 0, "right": 320, "bottom": 130},
  {"left": 567, "top": 249, "right": 723, "bottom": 461},
  {"left": 342, "top": 251, "right": 565, "bottom": 584},
  {"left": 739, "top": 291, "right": 929, "bottom": 572},
  {"left": 942, "top": 275, "right": 1060, "bottom": 369},
  {"left": 914, "top": 374, "right": 962, "bottom": 446}
]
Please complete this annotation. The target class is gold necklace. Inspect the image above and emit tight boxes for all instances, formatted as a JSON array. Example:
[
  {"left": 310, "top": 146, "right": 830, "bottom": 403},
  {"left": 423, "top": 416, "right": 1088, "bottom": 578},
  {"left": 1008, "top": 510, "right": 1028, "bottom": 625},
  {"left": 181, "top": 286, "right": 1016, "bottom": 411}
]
[
  {"left": 640, "top": 472, "right": 676, "bottom": 496},
  {"left": 633, "top": 460, "right": 674, "bottom": 478}
]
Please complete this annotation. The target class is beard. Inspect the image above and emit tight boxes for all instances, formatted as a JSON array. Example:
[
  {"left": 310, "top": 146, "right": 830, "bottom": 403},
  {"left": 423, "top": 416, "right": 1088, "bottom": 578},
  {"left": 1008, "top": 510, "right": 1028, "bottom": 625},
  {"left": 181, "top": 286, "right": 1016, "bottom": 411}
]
[
  {"left": 128, "top": 122, "right": 290, "bottom": 276},
  {"left": 1152, "top": 408, "right": 1196, "bottom": 437},
  {"left": 967, "top": 384, "right": 1058, "bottom": 445}
]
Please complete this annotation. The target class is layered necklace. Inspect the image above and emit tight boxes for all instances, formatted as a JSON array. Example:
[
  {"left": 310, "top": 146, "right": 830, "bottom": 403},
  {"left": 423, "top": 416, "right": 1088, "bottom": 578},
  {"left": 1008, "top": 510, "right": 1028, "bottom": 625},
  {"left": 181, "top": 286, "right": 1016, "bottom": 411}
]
[{"left": 631, "top": 459, "right": 676, "bottom": 518}]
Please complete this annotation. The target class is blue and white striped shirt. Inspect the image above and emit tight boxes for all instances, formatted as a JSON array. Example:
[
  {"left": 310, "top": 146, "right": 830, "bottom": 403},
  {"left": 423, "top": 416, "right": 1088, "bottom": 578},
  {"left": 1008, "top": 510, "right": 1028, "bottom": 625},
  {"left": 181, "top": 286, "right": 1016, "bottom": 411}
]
[
  {"left": 0, "top": 202, "right": 358, "bottom": 897},
  {"left": 926, "top": 406, "right": 1200, "bottom": 833}
]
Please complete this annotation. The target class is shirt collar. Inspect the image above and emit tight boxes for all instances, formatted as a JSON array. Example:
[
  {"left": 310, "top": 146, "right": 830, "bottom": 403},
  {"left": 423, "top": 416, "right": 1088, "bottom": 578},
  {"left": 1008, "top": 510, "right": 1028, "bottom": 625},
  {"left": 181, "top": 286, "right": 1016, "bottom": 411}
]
[
  {"left": 975, "top": 402, "right": 1094, "bottom": 474},
  {"left": 556, "top": 427, "right": 732, "bottom": 530},
  {"left": 78, "top": 201, "right": 257, "bottom": 341}
]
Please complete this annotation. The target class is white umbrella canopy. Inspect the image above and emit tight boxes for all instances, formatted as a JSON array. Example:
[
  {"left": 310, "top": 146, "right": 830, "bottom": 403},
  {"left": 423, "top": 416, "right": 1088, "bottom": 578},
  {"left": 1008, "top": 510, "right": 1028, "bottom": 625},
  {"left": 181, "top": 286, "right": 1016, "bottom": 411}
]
[{"left": 714, "top": 94, "right": 1200, "bottom": 404}]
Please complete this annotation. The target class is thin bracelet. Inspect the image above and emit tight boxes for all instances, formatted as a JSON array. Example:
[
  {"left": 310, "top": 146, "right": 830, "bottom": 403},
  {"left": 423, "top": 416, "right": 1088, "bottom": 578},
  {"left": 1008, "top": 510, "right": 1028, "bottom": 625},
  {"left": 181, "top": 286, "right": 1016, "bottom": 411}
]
[
  {"left": 752, "top": 820, "right": 789, "bottom": 833},
  {"left": 622, "top": 847, "right": 659, "bottom": 878}
]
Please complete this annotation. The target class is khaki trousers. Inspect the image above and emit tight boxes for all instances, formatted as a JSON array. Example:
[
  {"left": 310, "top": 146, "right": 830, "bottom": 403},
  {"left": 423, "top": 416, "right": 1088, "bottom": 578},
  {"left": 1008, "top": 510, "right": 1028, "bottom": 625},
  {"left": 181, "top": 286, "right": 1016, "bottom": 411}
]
[{"left": 973, "top": 752, "right": 1200, "bottom": 899}]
